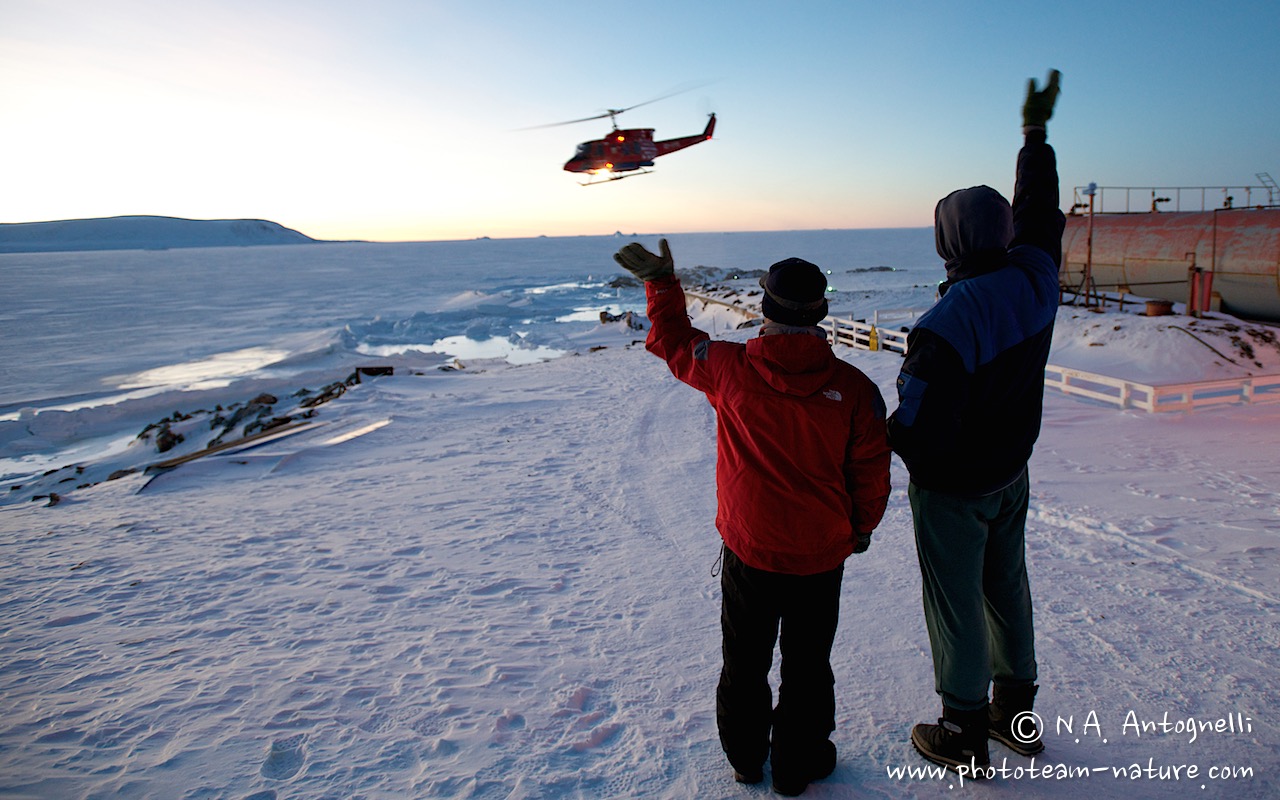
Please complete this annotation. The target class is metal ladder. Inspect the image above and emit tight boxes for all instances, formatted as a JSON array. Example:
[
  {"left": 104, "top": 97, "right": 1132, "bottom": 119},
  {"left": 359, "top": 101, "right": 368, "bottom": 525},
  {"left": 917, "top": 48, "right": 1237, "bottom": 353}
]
[{"left": 1258, "top": 172, "right": 1278, "bottom": 205}]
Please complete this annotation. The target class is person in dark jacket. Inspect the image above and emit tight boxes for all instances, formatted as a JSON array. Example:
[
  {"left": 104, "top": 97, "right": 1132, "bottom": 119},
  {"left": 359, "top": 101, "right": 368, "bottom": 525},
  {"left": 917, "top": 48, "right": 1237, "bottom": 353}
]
[
  {"left": 888, "top": 69, "right": 1065, "bottom": 776},
  {"left": 614, "top": 240, "right": 892, "bottom": 796}
]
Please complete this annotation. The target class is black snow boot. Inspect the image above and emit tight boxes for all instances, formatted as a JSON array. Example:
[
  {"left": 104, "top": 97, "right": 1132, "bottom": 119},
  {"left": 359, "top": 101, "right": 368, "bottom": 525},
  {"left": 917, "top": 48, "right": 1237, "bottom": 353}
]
[
  {"left": 911, "top": 705, "right": 991, "bottom": 778},
  {"left": 771, "top": 739, "right": 836, "bottom": 797},
  {"left": 989, "top": 683, "right": 1044, "bottom": 755},
  {"left": 732, "top": 766, "right": 763, "bottom": 785}
]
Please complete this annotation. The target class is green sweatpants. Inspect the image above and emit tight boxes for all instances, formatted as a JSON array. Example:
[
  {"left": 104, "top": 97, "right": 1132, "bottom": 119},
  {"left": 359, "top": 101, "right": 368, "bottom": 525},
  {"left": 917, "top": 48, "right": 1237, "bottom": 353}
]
[{"left": 909, "top": 470, "right": 1037, "bottom": 710}]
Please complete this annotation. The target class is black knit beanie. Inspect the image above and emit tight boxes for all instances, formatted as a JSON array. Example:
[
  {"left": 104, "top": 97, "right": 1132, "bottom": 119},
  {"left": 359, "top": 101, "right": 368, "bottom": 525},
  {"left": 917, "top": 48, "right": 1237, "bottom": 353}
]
[{"left": 758, "top": 258, "right": 829, "bottom": 326}]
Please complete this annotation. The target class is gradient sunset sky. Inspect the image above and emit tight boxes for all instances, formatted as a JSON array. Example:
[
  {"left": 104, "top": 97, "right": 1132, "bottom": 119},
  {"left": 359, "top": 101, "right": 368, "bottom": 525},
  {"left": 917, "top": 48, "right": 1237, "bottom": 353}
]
[{"left": 3, "top": 0, "right": 1277, "bottom": 241}]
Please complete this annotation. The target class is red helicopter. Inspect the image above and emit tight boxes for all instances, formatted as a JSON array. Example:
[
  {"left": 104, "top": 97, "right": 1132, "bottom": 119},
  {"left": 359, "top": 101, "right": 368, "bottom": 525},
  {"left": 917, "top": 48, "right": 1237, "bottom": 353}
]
[
  {"left": 528, "top": 93, "right": 716, "bottom": 185},
  {"left": 563, "top": 110, "right": 716, "bottom": 185}
]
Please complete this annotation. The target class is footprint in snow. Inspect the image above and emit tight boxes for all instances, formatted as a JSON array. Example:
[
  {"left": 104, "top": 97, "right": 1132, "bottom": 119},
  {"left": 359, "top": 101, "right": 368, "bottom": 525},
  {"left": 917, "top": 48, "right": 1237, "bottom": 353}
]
[
  {"left": 557, "top": 685, "right": 623, "bottom": 753},
  {"left": 260, "top": 734, "right": 306, "bottom": 781}
]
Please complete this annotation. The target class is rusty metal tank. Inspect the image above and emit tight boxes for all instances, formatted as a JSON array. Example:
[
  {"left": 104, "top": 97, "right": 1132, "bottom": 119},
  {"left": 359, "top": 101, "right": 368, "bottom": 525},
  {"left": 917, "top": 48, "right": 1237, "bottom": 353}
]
[{"left": 1061, "top": 207, "right": 1280, "bottom": 321}]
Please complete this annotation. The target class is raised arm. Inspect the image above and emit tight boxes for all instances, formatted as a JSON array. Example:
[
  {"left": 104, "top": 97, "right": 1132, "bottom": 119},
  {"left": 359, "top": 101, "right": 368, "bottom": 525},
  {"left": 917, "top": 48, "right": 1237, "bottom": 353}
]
[
  {"left": 1010, "top": 70, "right": 1066, "bottom": 267},
  {"left": 615, "top": 239, "right": 715, "bottom": 392}
]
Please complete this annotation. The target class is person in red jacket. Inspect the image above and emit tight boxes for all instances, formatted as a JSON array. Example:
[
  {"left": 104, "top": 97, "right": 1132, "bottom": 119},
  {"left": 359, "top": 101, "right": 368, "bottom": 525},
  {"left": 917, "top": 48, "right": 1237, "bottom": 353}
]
[{"left": 614, "top": 240, "right": 891, "bottom": 796}]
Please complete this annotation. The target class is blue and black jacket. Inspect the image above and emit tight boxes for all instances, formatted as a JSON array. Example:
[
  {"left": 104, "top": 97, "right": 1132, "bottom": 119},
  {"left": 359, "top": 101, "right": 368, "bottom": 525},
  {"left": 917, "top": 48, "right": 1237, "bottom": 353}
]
[{"left": 888, "top": 129, "right": 1065, "bottom": 496}]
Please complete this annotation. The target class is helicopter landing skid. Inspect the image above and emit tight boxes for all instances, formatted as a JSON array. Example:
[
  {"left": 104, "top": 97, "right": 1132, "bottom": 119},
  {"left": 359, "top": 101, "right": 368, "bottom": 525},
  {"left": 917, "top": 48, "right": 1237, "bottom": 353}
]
[{"left": 579, "top": 168, "right": 653, "bottom": 186}]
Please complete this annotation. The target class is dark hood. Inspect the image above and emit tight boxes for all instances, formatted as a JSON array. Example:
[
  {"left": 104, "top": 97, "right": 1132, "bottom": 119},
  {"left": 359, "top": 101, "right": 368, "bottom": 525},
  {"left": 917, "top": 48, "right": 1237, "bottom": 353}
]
[{"left": 935, "top": 185, "right": 1013, "bottom": 283}]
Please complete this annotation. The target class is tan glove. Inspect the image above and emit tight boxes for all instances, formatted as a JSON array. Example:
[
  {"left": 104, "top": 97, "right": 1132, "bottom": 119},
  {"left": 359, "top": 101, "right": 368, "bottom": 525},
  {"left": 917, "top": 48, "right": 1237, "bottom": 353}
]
[
  {"left": 613, "top": 238, "right": 674, "bottom": 282},
  {"left": 1022, "top": 69, "right": 1061, "bottom": 129}
]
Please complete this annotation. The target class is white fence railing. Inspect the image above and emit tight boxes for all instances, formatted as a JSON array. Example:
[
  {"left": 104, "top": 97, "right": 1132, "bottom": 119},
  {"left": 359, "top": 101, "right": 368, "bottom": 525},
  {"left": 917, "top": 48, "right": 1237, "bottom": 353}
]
[
  {"left": 872, "top": 307, "right": 928, "bottom": 326},
  {"left": 828, "top": 316, "right": 1280, "bottom": 413},
  {"left": 1044, "top": 365, "right": 1280, "bottom": 412},
  {"left": 821, "top": 315, "right": 910, "bottom": 355},
  {"left": 684, "top": 291, "right": 912, "bottom": 354},
  {"left": 685, "top": 290, "right": 1280, "bottom": 413},
  {"left": 684, "top": 291, "right": 760, "bottom": 319}
]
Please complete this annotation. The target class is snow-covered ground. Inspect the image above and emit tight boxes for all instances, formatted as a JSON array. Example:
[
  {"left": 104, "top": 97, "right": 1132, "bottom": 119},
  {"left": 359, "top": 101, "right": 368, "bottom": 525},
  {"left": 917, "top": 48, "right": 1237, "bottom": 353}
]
[{"left": 2, "top": 231, "right": 1278, "bottom": 799}]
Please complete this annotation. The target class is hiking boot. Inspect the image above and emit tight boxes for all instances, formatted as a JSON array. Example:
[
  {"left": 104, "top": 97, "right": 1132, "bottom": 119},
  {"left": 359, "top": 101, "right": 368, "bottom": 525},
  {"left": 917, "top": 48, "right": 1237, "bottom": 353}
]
[
  {"left": 733, "top": 767, "right": 763, "bottom": 785},
  {"left": 771, "top": 739, "right": 836, "bottom": 796},
  {"left": 989, "top": 683, "right": 1044, "bottom": 755},
  {"left": 911, "top": 705, "right": 991, "bottom": 778}
]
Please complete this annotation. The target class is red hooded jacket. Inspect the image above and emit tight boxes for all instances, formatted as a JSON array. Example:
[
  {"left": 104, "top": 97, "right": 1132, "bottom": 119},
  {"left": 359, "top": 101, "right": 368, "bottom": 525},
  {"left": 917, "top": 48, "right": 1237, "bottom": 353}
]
[{"left": 645, "top": 276, "right": 891, "bottom": 575}]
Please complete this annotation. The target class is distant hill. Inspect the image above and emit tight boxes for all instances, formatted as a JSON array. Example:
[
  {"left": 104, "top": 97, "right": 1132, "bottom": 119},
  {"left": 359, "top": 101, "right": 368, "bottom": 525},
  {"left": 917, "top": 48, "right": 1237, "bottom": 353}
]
[{"left": 0, "top": 215, "right": 320, "bottom": 253}]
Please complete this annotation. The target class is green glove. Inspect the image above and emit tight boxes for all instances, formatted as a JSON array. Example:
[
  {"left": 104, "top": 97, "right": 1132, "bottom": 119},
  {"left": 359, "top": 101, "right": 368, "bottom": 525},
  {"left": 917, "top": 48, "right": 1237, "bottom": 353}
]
[
  {"left": 852, "top": 532, "right": 872, "bottom": 554},
  {"left": 1022, "top": 69, "right": 1061, "bottom": 129},
  {"left": 614, "top": 238, "right": 674, "bottom": 282}
]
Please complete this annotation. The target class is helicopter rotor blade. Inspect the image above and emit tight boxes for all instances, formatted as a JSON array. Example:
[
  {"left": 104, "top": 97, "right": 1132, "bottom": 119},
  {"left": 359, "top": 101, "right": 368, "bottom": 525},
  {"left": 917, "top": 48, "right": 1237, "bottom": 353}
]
[
  {"left": 516, "top": 110, "right": 619, "bottom": 131},
  {"left": 609, "top": 82, "right": 709, "bottom": 116},
  {"left": 516, "top": 81, "right": 715, "bottom": 131}
]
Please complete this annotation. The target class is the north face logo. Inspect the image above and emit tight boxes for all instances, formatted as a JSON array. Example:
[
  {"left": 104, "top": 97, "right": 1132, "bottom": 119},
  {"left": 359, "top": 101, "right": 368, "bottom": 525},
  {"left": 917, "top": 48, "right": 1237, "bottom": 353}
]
[{"left": 823, "top": 389, "right": 843, "bottom": 402}]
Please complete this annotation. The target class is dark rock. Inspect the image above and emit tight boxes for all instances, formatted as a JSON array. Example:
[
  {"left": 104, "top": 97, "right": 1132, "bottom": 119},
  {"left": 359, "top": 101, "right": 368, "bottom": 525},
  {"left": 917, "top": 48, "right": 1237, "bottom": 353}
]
[{"left": 155, "top": 428, "right": 184, "bottom": 453}]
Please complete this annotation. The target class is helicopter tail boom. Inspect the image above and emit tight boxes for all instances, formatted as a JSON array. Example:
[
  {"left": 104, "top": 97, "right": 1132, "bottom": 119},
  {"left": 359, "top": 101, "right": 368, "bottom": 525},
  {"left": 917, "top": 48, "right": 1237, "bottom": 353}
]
[{"left": 654, "top": 113, "right": 715, "bottom": 158}]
